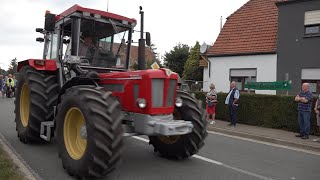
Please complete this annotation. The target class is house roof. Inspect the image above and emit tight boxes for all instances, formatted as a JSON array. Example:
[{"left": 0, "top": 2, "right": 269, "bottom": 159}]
[
  {"left": 112, "top": 43, "right": 155, "bottom": 66},
  {"left": 207, "top": 0, "right": 278, "bottom": 57}
]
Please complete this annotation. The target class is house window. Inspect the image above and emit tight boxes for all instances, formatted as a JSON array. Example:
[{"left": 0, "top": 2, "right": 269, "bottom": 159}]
[
  {"left": 301, "top": 68, "right": 320, "bottom": 94},
  {"left": 230, "top": 69, "right": 257, "bottom": 92},
  {"left": 231, "top": 77, "right": 257, "bottom": 91},
  {"left": 305, "top": 25, "right": 320, "bottom": 35},
  {"left": 304, "top": 10, "right": 320, "bottom": 36},
  {"left": 302, "top": 80, "right": 320, "bottom": 94}
]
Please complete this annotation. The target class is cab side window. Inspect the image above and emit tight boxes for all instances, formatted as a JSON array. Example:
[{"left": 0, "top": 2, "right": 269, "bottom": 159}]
[{"left": 46, "top": 34, "right": 58, "bottom": 59}]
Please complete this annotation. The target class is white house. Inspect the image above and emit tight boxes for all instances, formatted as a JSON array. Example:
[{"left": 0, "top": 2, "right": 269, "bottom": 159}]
[{"left": 201, "top": 0, "right": 278, "bottom": 95}]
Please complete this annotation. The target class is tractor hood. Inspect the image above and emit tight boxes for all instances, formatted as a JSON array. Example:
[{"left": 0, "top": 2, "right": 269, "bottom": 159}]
[{"left": 98, "top": 69, "right": 179, "bottom": 115}]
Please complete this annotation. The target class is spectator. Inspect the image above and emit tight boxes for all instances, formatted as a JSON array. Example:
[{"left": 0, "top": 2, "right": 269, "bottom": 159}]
[
  {"left": 13, "top": 75, "right": 17, "bottom": 97},
  {"left": 225, "top": 81, "right": 240, "bottom": 127},
  {"left": 295, "top": 83, "right": 313, "bottom": 139},
  {"left": 0, "top": 75, "right": 3, "bottom": 97},
  {"left": 6, "top": 74, "right": 14, "bottom": 98},
  {"left": 3, "top": 75, "right": 8, "bottom": 97},
  {"left": 313, "top": 89, "right": 320, "bottom": 142},
  {"left": 206, "top": 83, "right": 217, "bottom": 125}
]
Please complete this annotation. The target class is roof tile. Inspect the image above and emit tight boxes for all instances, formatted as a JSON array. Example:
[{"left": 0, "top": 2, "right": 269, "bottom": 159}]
[{"left": 207, "top": 0, "right": 278, "bottom": 56}]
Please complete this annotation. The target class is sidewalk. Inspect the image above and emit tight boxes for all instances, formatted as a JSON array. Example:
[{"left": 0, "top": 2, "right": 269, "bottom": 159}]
[{"left": 207, "top": 120, "right": 320, "bottom": 153}]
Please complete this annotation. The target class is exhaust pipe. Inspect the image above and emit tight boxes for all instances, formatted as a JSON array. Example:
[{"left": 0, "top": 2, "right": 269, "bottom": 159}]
[{"left": 138, "top": 6, "right": 146, "bottom": 70}]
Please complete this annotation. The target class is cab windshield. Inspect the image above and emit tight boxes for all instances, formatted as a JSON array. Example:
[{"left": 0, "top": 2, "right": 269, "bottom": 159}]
[{"left": 65, "top": 19, "right": 131, "bottom": 69}]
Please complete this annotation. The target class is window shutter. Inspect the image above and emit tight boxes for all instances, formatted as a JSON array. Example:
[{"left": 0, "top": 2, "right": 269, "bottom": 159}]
[
  {"left": 305, "top": 10, "right": 320, "bottom": 25},
  {"left": 301, "top": 68, "right": 320, "bottom": 80},
  {"left": 230, "top": 69, "right": 257, "bottom": 77}
]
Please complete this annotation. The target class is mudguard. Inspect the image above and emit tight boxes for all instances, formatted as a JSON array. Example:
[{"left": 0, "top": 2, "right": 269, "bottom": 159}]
[{"left": 17, "top": 59, "right": 57, "bottom": 72}]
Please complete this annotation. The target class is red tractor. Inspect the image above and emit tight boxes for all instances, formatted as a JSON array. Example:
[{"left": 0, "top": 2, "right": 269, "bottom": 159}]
[{"left": 15, "top": 5, "right": 207, "bottom": 178}]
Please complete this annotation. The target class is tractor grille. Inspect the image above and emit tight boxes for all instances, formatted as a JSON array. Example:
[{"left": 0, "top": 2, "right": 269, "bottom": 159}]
[
  {"left": 152, "top": 79, "right": 177, "bottom": 107},
  {"left": 152, "top": 79, "right": 164, "bottom": 107},
  {"left": 166, "top": 80, "right": 177, "bottom": 106}
]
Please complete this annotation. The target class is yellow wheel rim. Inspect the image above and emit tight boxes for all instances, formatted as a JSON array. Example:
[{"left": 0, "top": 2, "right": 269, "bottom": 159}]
[
  {"left": 158, "top": 135, "right": 180, "bottom": 144},
  {"left": 20, "top": 83, "right": 30, "bottom": 127},
  {"left": 63, "top": 107, "right": 87, "bottom": 160}
]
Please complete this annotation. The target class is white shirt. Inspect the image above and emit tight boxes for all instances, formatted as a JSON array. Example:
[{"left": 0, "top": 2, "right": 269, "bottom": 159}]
[{"left": 225, "top": 88, "right": 240, "bottom": 105}]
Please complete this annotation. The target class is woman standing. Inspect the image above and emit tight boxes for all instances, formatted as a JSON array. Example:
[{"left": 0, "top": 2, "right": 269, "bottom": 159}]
[{"left": 206, "top": 84, "right": 217, "bottom": 125}]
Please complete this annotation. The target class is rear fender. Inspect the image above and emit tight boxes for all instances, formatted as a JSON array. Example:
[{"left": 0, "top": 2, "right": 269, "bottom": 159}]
[{"left": 17, "top": 59, "right": 57, "bottom": 72}]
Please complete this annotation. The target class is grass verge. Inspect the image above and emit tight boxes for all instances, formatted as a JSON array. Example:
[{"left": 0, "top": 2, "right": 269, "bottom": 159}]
[{"left": 0, "top": 144, "right": 22, "bottom": 180}]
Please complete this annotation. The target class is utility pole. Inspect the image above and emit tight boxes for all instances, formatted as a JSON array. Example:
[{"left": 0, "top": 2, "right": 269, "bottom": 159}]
[
  {"left": 107, "top": 0, "right": 109, "bottom": 12},
  {"left": 138, "top": 6, "right": 146, "bottom": 70},
  {"left": 220, "top": 16, "right": 223, "bottom": 31}
]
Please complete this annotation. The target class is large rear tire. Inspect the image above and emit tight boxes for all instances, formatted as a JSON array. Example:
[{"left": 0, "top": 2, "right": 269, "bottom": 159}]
[
  {"left": 14, "top": 66, "right": 59, "bottom": 143},
  {"left": 149, "top": 91, "right": 207, "bottom": 159},
  {"left": 56, "top": 86, "right": 124, "bottom": 178}
]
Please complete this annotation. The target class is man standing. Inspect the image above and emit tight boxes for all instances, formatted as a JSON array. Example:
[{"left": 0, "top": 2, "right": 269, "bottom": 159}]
[
  {"left": 225, "top": 81, "right": 240, "bottom": 127},
  {"left": 313, "top": 87, "right": 320, "bottom": 142},
  {"left": 295, "top": 83, "right": 313, "bottom": 139}
]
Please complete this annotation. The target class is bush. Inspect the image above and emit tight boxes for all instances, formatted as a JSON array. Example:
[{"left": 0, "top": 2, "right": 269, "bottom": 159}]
[{"left": 194, "top": 92, "right": 318, "bottom": 134}]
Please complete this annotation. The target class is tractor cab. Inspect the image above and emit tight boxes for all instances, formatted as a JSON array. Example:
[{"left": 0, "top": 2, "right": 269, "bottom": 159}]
[{"left": 41, "top": 5, "right": 137, "bottom": 79}]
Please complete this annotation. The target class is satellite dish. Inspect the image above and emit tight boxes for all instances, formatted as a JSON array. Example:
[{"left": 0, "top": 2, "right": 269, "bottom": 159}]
[{"left": 200, "top": 42, "right": 208, "bottom": 54}]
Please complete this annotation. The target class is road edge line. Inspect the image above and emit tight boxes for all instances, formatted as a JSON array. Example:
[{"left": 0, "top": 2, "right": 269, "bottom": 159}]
[
  {"left": 207, "top": 126, "right": 320, "bottom": 153},
  {"left": 207, "top": 129, "right": 320, "bottom": 156},
  {"left": 0, "top": 132, "right": 40, "bottom": 180}
]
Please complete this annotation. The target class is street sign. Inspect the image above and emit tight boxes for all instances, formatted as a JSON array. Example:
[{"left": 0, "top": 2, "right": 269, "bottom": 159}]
[
  {"left": 245, "top": 81, "right": 292, "bottom": 90},
  {"left": 151, "top": 62, "right": 160, "bottom": 69}
]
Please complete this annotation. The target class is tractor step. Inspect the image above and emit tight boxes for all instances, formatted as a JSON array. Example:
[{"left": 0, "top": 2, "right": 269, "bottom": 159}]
[
  {"left": 129, "top": 114, "right": 194, "bottom": 136},
  {"left": 40, "top": 121, "right": 54, "bottom": 141}
]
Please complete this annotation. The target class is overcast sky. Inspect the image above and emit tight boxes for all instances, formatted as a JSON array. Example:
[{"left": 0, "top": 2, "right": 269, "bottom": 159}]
[{"left": 0, "top": 0, "right": 248, "bottom": 69}]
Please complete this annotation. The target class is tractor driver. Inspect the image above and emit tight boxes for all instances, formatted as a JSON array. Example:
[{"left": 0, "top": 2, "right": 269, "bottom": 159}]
[{"left": 79, "top": 34, "right": 98, "bottom": 64}]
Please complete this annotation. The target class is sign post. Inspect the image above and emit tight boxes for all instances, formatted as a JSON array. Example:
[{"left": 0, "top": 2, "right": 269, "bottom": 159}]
[{"left": 151, "top": 62, "right": 160, "bottom": 69}]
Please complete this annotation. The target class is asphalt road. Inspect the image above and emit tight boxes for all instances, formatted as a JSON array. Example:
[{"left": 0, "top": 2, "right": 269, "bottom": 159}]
[{"left": 0, "top": 97, "right": 320, "bottom": 180}]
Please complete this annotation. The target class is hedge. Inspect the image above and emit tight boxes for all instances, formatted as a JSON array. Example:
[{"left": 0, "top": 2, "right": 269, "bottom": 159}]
[{"left": 194, "top": 92, "right": 318, "bottom": 134}]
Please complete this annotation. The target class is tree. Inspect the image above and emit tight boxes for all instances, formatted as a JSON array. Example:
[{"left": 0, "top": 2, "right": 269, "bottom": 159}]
[
  {"left": 149, "top": 43, "right": 159, "bottom": 60},
  {"left": 148, "top": 44, "right": 163, "bottom": 68},
  {"left": 182, "top": 42, "right": 203, "bottom": 81},
  {"left": 163, "top": 43, "right": 190, "bottom": 77},
  {"left": 0, "top": 67, "right": 6, "bottom": 75},
  {"left": 7, "top": 58, "right": 18, "bottom": 75}
]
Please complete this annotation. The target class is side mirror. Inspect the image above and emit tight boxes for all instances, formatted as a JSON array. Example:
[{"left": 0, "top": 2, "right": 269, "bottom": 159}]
[
  {"left": 35, "top": 28, "right": 44, "bottom": 33},
  {"left": 36, "top": 37, "right": 44, "bottom": 42},
  {"left": 146, "top": 32, "right": 151, "bottom": 46},
  {"left": 44, "top": 13, "right": 56, "bottom": 32}
]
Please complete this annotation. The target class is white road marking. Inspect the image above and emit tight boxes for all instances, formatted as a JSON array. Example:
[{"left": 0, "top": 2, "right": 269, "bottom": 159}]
[
  {"left": 132, "top": 136, "right": 149, "bottom": 143},
  {"left": 208, "top": 131, "right": 320, "bottom": 156},
  {"left": 132, "top": 136, "right": 274, "bottom": 180},
  {"left": 192, "top": 155, "right": 223, "bottom": 165}
]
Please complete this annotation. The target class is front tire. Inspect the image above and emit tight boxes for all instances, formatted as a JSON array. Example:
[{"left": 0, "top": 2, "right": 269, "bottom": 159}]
[
  {"left": 15, "top": 66, "right": 59, "bottom": 143},
  {"left": 56, "top": 86, "right": 124, "bottom": 178},
  {"left": 149, "top": 91, "right": 207, "bottom": 159}
]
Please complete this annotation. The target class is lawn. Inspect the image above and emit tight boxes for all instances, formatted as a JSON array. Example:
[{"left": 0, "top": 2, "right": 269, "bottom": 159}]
[{"left": 0, "top": 144, "right": 22, "bottom": 180}]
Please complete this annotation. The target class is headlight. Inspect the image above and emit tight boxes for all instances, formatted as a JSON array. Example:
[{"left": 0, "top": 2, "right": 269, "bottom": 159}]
[
  {"left": 175, "top": 97, "right": 183, "bottom": 107},
  {"left": 137, "top": 98, "right": 147, "bottom": 109}
]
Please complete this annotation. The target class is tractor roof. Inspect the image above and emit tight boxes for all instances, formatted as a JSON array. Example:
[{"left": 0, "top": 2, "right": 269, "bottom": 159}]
[{"left": 56, "top": 4, "right": 137, "bottom": 24}]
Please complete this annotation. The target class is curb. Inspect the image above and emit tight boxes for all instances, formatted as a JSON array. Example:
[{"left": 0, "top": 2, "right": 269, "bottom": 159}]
[
  {"left": 207, "top": 126, "right": 320, "bottom": 153},
  {"left": 0, "top": 132, "right": 39, "bottom": 180}
]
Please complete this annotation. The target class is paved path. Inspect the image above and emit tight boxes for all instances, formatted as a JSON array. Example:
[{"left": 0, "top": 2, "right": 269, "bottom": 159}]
[{"left": 0, "top": 98, "right": 320, "bottom": 180}]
